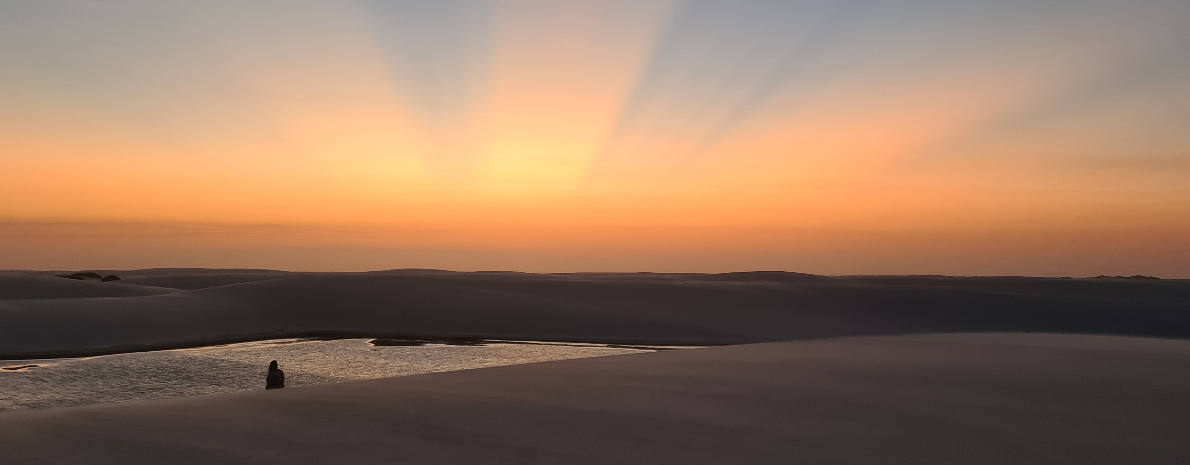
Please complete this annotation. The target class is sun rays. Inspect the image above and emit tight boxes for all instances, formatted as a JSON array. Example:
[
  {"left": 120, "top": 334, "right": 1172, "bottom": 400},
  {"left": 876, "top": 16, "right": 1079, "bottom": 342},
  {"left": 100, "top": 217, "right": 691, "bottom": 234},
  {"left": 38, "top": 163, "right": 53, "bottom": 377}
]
[{"left": 0, "top": 0, "right": 1188, "bottom": 273}]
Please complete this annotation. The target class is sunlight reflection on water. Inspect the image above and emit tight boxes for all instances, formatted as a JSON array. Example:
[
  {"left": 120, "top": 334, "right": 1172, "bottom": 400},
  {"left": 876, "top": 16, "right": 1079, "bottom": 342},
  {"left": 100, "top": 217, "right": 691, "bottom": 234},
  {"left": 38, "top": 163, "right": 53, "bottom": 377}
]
[{"left": 0, "top": 338, "right": 663, "bottom": 411}]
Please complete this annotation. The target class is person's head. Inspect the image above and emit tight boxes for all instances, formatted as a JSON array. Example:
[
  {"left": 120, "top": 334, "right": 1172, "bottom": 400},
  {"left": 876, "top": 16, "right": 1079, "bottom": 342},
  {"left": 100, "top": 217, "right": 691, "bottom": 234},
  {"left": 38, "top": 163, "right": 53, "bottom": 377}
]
[{"left": 269, "top": 360, "right": 278, "bottom": 370}]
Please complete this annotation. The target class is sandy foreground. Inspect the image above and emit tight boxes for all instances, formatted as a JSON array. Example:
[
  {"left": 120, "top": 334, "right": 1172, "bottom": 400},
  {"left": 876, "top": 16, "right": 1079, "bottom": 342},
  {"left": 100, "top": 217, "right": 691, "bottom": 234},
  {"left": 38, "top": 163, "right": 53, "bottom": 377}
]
[
  {"left": 1, "top": 333, "right": 1188, "bottom": 464},
  {"left": 2, "top": 269, "right": 1190, "bottom": 357},
  {"left": 2, "top": 269, "right": 1189, "bottom": 463}
]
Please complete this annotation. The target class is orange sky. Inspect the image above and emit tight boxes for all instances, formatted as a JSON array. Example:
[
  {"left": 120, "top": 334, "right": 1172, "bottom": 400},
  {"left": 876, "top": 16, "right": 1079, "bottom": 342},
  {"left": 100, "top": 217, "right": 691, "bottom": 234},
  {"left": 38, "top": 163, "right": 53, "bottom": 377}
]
[{"left": 2, "top": 1, "right": 1188, "bottom": 276}]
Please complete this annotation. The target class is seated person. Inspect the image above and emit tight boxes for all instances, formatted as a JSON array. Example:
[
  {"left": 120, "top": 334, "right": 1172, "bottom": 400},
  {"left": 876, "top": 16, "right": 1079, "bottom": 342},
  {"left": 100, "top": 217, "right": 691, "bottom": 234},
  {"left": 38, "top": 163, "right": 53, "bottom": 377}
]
[{"left": 265, "top": 360, "right": 285, "bottom": 390}]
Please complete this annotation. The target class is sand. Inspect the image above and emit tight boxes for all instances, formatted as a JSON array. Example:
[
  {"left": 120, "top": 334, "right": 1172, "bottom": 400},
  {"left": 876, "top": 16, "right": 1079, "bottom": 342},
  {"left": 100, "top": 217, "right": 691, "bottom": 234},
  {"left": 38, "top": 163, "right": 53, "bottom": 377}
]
[
  {"left": 2, "top": 269, "right": 1189, "bottom": 358},
  {"left": 3, "top": 270, "right": 1188, "bottom": 462},
  {"left": 1, "top": 333, "right": 1187, "bottom": 464},
  {"left": 0, "top": 271, "right": 176, "bottom": 300}
]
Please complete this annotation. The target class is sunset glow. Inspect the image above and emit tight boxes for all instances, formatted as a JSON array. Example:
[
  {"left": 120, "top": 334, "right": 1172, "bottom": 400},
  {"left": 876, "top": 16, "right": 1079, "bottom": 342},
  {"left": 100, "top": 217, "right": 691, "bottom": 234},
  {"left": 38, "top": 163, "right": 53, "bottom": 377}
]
[{"left": 2, "top": 0, "right": 1188, "bottom": 275}]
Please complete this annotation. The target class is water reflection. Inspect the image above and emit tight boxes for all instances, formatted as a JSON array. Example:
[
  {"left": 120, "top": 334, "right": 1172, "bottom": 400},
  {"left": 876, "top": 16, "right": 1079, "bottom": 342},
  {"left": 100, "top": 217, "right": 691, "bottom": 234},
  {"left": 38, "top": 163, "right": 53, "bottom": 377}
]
[{"left": 0, "top": 338, "right": 665, "bottom": 411}]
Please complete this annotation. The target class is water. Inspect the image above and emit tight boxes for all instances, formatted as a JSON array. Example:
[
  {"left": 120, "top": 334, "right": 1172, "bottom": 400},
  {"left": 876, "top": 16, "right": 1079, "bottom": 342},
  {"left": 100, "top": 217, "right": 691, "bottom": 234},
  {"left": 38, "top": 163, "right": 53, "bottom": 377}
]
[{"left": 0, "top": 338, "right": 667, "bottom": 411}]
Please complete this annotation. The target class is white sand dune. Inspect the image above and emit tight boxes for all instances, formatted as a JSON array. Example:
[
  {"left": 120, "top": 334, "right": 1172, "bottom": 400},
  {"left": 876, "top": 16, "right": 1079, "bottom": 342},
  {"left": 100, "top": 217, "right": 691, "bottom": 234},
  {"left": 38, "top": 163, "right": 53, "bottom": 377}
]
[
  {"left": 1, "top": 333, "right": 1187, "bottom": 464},
  {"left": 115, "top": 271, "right": 291, "bottom": 290},
  {"left": 0, "top": 272, "right": 176, "bottom": 300},
  {"left": 3, "top": 270, "right": 1188, "bottom": 462},
  {"left": 2, "top": 269, "right": 1189, "bottom": 358}
]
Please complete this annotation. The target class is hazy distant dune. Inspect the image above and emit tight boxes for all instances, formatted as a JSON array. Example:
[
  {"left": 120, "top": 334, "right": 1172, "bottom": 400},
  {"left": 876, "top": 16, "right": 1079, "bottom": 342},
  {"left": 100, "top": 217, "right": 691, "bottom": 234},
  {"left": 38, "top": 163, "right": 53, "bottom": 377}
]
[
  {"left": 0, "top": 272, "right": 176, "bottom": 300},
  {"left": 116, "top": 272, "right": 292, "bottom": 290},
  {"left": 691, "top": 270, "right": 841, "bottom": 284},
  {"left": 847, "top": 274, "right": 1190, "bottom": 296},
  {"left": 114, "top": 268, "right": 289, "bottom": 277},
  {"left": 2, "top": 270, "right": 1189, "bottom": 359}
]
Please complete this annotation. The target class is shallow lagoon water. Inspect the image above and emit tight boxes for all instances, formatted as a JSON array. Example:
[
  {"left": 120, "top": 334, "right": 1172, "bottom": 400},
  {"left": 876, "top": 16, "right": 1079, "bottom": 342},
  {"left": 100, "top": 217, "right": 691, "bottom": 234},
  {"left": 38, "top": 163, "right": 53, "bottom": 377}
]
[{"left": 0, "top": 338, "right": 662, "bottom": 411}]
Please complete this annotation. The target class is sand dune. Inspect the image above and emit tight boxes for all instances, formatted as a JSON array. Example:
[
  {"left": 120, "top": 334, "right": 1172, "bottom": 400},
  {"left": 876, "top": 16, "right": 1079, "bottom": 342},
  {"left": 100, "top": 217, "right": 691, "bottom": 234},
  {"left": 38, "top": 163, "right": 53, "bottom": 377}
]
[
  {"left": 2, "top": 269, "right": 1189, "bottom": 358},
  {"left": 0, "top": 272, "right": 176, "bottom": 300},
  {"left": 114, "top": 272, "right": 291, "bottom": 290},
  {"left": 1, "top": 333, "right": 1187, "bottom": 464},
  {"left": 3, "top": 270, "right": 1187, "bottom": 462}
]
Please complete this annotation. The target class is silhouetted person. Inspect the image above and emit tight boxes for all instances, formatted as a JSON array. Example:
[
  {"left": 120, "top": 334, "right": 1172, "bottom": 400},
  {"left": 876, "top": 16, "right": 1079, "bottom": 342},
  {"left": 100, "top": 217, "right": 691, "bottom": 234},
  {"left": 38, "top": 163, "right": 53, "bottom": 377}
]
[{"left": 266, "top": 360, "right": 285, "bottom": 390}]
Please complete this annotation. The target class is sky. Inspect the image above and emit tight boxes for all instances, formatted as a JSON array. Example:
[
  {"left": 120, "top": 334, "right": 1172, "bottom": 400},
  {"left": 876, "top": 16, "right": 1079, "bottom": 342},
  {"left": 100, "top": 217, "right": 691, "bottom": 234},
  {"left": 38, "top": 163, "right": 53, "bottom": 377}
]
[{"left": 1, "top": 0, "right": 1189, "bottom": 276}]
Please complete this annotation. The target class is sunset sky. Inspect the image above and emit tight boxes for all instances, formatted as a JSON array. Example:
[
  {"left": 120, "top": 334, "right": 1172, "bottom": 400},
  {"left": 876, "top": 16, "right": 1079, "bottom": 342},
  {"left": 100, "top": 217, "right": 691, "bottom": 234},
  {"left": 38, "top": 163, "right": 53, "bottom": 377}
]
[{"left": 2, "top": 0, "right": 1188, "bottom": 276}]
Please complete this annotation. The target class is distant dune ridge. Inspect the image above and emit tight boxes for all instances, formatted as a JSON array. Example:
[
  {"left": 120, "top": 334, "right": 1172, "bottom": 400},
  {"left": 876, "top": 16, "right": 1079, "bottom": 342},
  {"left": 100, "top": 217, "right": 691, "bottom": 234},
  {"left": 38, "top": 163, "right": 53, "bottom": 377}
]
[{"left": 1, "top": 268, "right": 1188, "bottom": 358}]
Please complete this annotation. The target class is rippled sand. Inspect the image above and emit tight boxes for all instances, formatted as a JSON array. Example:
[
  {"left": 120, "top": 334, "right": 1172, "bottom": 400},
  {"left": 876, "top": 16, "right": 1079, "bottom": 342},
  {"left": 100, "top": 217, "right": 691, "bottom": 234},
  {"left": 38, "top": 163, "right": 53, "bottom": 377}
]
[{"left": 0, "top": 338, "right": 657, "bottom": 411}]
